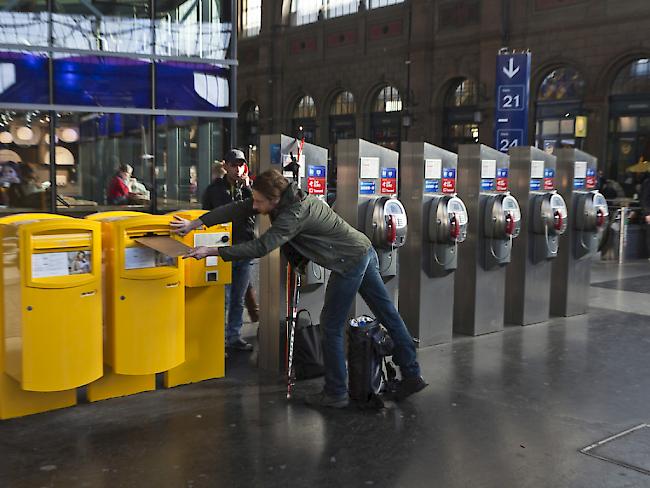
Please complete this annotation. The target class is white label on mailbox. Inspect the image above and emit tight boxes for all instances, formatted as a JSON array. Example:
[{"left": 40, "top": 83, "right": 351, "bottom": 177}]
[
  {"left": 32, "top": 252, "right": 69, "bottom": 278},
  {"left": 125, "top": 247, "right": 156, "bottom": 269},
  {"left": 481, "top": 160, "right": 497, "bottom": 179},
  {"left": 194, "top": 232, "right": 229, "bottom": 248},
  {"left": 424, "top": 159, "right": 442, "bottom": 179},
  {"left": 575, "top": 161, "right": 587, "bottom": 179},
  {"left": 359, "top": 157, "right": 380, "bottom": 179},
  {"left": 531, "top": 160, "right": 545, "bottom": 179},
  {"left": 206, "top": 256, "right": 218, "bottom": 267}
]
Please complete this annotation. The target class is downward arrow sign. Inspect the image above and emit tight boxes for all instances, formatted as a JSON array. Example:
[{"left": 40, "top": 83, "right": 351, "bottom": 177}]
[{"left": 503, "top": 57, "right": 520, "bottom": 78}]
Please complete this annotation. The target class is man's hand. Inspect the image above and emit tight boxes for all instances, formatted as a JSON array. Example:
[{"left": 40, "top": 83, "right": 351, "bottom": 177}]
[
  {"left": 170, "top": 215, "right": 200, "bottom": 237},
  {"left": 183, "top": 246, "right": 216, "bottom": 260},
  {"left": 645, "top": 215, "right": 650, "bottom": 224}
]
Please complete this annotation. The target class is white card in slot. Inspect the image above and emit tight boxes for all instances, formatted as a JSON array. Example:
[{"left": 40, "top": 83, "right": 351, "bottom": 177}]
[{"left": 206, "top": 256, "right": 218, "bottom": 267}]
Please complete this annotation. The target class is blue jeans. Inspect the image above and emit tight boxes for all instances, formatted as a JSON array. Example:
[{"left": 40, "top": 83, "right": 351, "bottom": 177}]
[
  {"left": 225, "top": 259, "right": 253, "bottom": 344},
  {"left": 320, "top": 247, "right": 420, "bottom": 398}
]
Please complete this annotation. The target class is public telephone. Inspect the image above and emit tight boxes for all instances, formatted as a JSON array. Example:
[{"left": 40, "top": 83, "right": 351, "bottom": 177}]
[
  {"left": 483, "top": 193, "right": 521, "bottom": 269},
  {"left": 531, "top": 192, "right": 568, "bottom": 262},
  {"left": 574, "top": 190, "right": 609, "bottom": 258},
  {"left": 425, "top": 195, "right": 468, "bottom": 275},
  {"left": 364, "top": 196, "right": 407, "bottom": 277}
]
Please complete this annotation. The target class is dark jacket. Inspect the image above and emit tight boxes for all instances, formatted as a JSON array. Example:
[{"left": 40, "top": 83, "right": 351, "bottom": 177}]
[
  {"left": 202, "top": 177, "right": 255, "bottom": 245},
  {"left": 199, "top": 182, "right": 372, "bottom": 274}
]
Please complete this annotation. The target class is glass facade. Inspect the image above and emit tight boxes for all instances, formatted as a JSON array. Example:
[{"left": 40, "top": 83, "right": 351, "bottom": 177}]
[
  {"left": 443, "top": 78, "right": 479, "bottom": 152},
  {"left": 0, "top": 0, "right": 236, "bottom": 215},
  {"left": 608, "top": 59, "right": 650, "bottom": 180},
  {"left": 290, "top": 0, "right": 403, "bottom": 26},
  {"left": 370, "top": 86, "right": 402, "bottom": 151},
  {"left": 292, "top": 95, "right": 316, "bottom": 143},
  {"left": 535, "top": 67, "right": 585, "bottom": 153}
]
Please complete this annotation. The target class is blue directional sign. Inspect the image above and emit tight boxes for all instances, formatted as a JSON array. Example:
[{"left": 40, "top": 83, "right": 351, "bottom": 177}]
[
  {"left": 424, "top": 179, "right": 439, "bottom": 193},
  {"left": 359, "top": 181, "right": 376, "bottom": 195},
  {"left": 494, "top": 52, "right": 531, "bottom": 153}
]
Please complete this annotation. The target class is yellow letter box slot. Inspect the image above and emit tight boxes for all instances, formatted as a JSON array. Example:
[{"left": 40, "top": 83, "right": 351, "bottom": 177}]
[{"left": 3, "top": 220, "right": 103, "bottom": 393}]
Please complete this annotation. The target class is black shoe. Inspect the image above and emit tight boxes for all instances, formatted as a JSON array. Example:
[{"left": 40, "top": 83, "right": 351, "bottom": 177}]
[
  {"left": 304, "top": 391, "right": 349, "bottom": 408},
  {"left": 226, "top": 338, "right": 254, "bottom": 351},
  {"left": 387, "top": 376, "right": 428, "bottom": 401}
]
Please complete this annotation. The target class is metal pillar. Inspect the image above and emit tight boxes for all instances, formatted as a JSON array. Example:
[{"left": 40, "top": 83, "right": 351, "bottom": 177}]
[
  {"left": 336, "top": 138, "right": 405, "bottom": 317},
  {"left": 550, "top": 149, "right": 604, "bottom": 317},
  {"left": 454, "top": 144, "right": 519, "bottom": 336},
  {"left": 399, "top": 142, "right": 466, "bottom": 346},
  {"left": 257, "top": 134, "right": 328, "bottom": 374},
  {"left": 506, "top": 147, "right": 565, "bottom": 325}
]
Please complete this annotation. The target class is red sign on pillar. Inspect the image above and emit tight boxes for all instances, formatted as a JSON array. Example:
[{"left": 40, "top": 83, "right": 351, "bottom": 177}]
[
  {"left": 307, "top": 165, "right": 326, "bottom": 195},
  {"left": 380, "top": 167, "right": 397, "bottom": 195}
]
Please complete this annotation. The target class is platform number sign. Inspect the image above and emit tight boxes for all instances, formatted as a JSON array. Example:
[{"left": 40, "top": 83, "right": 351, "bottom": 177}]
[{"left": 494, "top": 53, "right": 531, "bottom": 153}]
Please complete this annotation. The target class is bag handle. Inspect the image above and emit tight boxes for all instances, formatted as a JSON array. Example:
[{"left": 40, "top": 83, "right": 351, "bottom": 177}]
[{"left": 296, "top": 308, "right": 313, "bottom": 328}]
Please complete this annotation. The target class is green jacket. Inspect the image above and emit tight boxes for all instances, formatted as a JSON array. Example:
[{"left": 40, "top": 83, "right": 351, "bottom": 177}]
[{"left": 199, "top": 182, "right": 371, "bottom": 274}]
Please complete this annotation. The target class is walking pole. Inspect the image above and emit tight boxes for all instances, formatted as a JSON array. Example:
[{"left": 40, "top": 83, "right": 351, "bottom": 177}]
[
  {"left": 286, "top": 128, "right": 305, "bottom": 399},
  {"left": 286, "top": 266, "right": 301, "bottom": 399}
]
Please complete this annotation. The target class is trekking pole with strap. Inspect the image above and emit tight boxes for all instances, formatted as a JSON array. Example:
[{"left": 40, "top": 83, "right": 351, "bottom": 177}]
[
  {"left": 286, "top": 265, "right": 301, "bottom": 399},
  {"left": 286, "top": 129, "right": 306, "bottom": 399}
]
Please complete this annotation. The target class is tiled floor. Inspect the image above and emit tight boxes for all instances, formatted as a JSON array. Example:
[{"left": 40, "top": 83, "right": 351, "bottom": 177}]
[{"left": 0, "top": 260, "right": 649, "bottom": 488}]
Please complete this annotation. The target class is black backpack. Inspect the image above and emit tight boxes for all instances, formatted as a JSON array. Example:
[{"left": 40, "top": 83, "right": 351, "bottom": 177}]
[{"left": 347, "top": 316, "right": 396, "bottom": 409}]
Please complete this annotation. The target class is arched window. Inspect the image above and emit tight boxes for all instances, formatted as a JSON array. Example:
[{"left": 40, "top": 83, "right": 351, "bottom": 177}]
[
  {"left": 443, "top": 78, "right": 479, "bottom": 152},
  {"left": 612, "top": 58, "right": 650, "bottom": 95},
  {"left": 238, "top": 101, "right": 260, "bottom": 173},
  {"left": 373, "top": 86, "right": 402, "bottom": 113},
  {"left": 330, "top": 91, "right": 356, "bottom": 116},
  {"left": 328, "top": 91, "right": 357, "bottom": 179},
  {"left": 241, "top": 0, "right": 262, "bottom": 38},
  {"left": 292, "top": 95, "right": 317, "bottom": 143},
  {"left": 608, "top": 58, "right": 650, "bottom": 180},
  {"left": 534, "top": 67, "right": 585, "bottom": 154},
  {"left": 370, "top": 85, "right": 402, "bottom": 150}
]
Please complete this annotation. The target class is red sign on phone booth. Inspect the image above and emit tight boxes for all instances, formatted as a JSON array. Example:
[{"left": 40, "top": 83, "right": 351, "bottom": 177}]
[
  {"left": 543, "top": 178, "right": 554, "bottom": 190},
  {"left": 380, "top": 167, "right": 397, "bottom": 195},
  {"left": 496, "top": 168, "right": 509, "bottom": 192},
  {"left": 307, "top": 165, "right": 326, "bottom": 195},
  {"left": 441, "top": 167, "right": 456, "bottom": 194}
]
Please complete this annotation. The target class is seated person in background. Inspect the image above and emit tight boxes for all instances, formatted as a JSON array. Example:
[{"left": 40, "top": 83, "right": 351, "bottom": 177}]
[
  {"left": 0, "top": 161, "right": 21, "bottom": 206},
  {"left": 107, "top": 164, "right": 145, "bottom": 205}
]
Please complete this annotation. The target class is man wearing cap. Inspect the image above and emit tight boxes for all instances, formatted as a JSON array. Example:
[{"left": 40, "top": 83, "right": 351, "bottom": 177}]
[{"left": 202, "top": 149, "right": 256, "bottom": 351}]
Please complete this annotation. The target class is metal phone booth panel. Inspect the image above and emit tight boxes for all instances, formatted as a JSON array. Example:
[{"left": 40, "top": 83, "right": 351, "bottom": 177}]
[
  {"left": 506, "top": 147, "right": 567, "bottom": 325},
  {"left": 87, "top": 214, "right": 185, "bottom": 401},
  {"left": 399, "top": 143, "right": 467, "bottom": 346},
  {"left": 165, "top": 210, "right": 232, "bottom": 387},
  {"left": 550, "top": 149, "right": 606, "bottom": 317},
  {"left": 0, "top": 213, "right": 83, "bottom": 419},
  {"left": 258, "top": 134, "right": 329, "bottom": 374},
  {"left": 336, "top": 139, "right": 406, "bottom": 318},
  {"left": 454, "top": 144, "right": 521, "bottom": 336}
]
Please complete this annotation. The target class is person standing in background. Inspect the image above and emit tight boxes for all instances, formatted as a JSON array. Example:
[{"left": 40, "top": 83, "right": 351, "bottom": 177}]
[{"left": 202, "top": 149, "right": 257, "bottom": 351}]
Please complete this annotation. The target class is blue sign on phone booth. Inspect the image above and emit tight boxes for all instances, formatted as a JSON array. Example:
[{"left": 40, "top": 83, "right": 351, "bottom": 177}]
[{"left": 494, "top": 52, "right": 531, "bottom": 153}]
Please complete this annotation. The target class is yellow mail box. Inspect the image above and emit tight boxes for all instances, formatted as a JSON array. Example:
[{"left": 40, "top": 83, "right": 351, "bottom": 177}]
[
  {"left": 96, "top": 214, "right": 185, "bottom": 375},
  {"left": 2, "top": 218, "right": 103, "bottom": 392},
  {"left": 164, "top": 210, "right": 231, "bottom": 388}
]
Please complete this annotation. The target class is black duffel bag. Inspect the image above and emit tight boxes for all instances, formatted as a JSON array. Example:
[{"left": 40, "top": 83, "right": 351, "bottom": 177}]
[{"left": 347, "top": 316, "right": 395, "bottom": 409}]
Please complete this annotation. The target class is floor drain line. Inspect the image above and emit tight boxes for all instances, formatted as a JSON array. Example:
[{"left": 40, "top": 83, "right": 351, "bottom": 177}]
[{"left": 580, "top": 423, "right": 650, "bottom": 476}]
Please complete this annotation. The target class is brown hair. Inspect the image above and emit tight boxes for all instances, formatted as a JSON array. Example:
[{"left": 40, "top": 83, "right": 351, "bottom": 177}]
[{"left": 252, "top": 169, "right": 289, "bottom": 201}]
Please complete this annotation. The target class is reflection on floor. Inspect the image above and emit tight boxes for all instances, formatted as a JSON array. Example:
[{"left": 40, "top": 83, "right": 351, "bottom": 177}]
[{"left": 0, "top": 260, "right": 648, "bottom": 488}]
